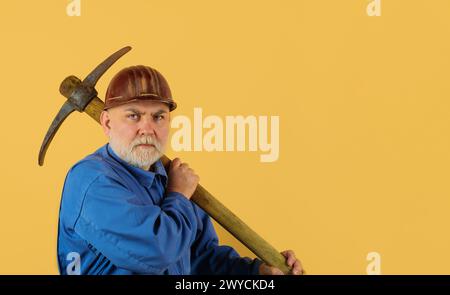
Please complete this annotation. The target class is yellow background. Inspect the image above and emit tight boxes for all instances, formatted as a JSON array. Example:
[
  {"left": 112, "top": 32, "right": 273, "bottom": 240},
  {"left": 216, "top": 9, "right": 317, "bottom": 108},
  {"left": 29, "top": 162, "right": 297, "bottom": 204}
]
[{"left": 1, "top": 0, "right": 450, "bottom": 274}]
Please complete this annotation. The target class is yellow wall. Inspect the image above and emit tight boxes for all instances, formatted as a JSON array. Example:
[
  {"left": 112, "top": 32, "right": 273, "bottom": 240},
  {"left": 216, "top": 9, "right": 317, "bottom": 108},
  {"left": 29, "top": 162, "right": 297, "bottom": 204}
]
[{"left": 1, "top": 0, "right": 450, "bottom": 274}]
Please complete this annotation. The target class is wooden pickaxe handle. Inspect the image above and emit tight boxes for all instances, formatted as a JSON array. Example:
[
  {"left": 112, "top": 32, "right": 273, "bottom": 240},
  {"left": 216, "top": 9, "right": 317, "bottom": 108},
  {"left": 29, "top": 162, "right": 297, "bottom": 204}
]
[{"left": 62, "top": 76, "right": 293, "bottom": 275}]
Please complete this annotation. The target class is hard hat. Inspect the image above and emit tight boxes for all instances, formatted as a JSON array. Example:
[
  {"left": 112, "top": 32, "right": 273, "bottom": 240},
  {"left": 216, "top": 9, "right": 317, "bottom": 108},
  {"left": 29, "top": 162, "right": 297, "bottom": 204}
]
[{"left": 104, "top": 65, "right": 177, "bottom": 111}]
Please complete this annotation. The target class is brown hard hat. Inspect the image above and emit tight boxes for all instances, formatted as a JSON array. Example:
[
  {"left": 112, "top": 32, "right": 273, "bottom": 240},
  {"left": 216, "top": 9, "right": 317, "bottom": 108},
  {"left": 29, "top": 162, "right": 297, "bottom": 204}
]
[{"left": 104, "top": 65, "right": 177, "bottom": 111}]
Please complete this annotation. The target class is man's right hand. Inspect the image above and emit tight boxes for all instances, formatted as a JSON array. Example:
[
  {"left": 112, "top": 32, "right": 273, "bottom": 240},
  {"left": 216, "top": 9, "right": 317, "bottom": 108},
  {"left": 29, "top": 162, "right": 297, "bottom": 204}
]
[{"left": 167, "top": 158, "right": 200, "bottom": 200}]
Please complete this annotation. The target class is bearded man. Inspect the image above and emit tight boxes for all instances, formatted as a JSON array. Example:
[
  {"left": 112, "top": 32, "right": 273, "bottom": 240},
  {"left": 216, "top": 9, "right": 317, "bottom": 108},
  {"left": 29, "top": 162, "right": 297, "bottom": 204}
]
[{"left": 57, "top": 65, "right": 303, "bottom": 275}]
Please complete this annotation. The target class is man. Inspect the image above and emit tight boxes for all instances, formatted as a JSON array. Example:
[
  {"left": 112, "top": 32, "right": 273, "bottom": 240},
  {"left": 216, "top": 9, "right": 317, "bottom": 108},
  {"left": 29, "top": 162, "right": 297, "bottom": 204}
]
[{"left": 57, "top": 65, "right": 303, "bottom": 275}]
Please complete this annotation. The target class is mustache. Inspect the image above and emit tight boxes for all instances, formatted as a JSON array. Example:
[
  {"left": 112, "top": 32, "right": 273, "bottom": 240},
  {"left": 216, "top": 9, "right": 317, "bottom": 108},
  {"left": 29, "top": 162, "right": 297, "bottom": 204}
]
[{"left": 131, "top": 136, "right": 162, "bottom": 152}]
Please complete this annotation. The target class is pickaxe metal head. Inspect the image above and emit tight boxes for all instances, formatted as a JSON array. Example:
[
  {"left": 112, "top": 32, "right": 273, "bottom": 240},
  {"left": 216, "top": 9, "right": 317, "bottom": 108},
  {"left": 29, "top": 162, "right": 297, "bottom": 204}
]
[{"left": 38, "top": 46, "right": 132, "bottom": 166}]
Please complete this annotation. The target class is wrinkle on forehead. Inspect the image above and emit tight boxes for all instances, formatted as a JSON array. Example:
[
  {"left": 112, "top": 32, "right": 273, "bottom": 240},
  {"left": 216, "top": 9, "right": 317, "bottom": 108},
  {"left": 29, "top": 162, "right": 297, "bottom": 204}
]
[{"left": 109, "top": 100, "right": 170, "bottom": 117}]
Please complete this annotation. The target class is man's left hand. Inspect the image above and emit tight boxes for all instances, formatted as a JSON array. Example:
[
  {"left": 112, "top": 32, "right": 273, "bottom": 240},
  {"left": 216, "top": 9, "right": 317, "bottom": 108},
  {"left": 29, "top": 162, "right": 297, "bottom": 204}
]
[{"left": 258, "top": 250, "right": 304, "bottom": 275}]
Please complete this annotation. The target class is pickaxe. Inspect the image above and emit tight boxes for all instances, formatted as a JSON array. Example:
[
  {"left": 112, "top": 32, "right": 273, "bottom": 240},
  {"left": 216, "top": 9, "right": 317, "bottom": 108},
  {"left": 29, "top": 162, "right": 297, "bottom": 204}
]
[{"left": 38, "top": 46, "right": 294, "bottom": 275}]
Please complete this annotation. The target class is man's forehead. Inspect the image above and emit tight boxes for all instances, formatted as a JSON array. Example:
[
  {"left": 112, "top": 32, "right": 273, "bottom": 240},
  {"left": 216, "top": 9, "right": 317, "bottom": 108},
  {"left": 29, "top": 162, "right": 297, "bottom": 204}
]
[{"left": 117, "top": 101, "right": 170, "bottom": 113}]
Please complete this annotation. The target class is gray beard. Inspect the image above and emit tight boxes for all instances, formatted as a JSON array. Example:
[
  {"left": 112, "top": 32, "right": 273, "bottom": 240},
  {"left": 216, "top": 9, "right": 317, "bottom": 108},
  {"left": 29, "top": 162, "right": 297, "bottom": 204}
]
[{"left": 109, "top": 135, "right": 164, "bottom": 170}]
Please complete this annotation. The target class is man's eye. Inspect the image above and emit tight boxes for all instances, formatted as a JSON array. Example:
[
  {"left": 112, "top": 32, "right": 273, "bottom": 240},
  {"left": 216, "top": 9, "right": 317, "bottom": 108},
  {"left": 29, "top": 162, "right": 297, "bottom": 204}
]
[
  {"left": 127, "top": 114, "right": 139, "bottom": 120},
  {"left": 155, "top": 115, "right": 165, "bottom": 121}
]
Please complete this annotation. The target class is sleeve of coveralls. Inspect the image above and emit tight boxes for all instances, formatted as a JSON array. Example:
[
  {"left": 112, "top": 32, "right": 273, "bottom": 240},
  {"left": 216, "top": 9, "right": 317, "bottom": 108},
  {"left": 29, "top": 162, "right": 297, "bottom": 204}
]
[
  {"left": 190, "top": 205, "right": 263, "bottom": 275},
  {"left": 73, "top": 174, "right": 198, "bottom": 274}
]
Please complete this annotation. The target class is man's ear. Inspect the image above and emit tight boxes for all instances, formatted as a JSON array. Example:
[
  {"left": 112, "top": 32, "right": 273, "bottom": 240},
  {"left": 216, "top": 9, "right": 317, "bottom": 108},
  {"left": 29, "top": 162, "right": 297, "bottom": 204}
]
[{"left": 100, "top": 110, "right": 111, "bottom": 136}]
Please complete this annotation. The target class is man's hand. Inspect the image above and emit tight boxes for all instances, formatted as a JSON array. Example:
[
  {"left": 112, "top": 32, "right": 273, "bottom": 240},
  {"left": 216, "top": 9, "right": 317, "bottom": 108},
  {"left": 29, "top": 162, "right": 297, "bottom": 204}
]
[
  {"left": 167, "top": 158, "right": 200, "bottom": 200},
  {"left": 259, "top": 250, "right": 304, "bottom": 275}
]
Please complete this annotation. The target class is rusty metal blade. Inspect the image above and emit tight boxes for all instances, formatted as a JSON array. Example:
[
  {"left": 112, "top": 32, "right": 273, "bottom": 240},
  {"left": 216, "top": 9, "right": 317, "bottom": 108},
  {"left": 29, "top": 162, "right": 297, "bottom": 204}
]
[
  {"left": 83, "top": 46, "right": 132, "bottom": 88},
  {"left": 38, "top": 101, "right": 76, "bottom": 166}
]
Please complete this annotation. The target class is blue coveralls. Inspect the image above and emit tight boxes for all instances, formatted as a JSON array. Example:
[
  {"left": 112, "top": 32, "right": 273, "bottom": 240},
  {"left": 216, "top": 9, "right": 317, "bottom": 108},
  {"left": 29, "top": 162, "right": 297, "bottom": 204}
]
[{"left": 57, "top": 144, "right": 262, "bottom": 275}]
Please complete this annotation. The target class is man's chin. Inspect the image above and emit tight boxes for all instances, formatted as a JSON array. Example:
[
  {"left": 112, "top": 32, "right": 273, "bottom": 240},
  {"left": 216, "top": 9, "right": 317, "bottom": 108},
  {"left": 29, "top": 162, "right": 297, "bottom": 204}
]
[
  {"left": 135, "top": 144, "right": 156, "bottom": 149},
  {"left": 132, "top": 152, "right": 163, "bottom": 167}
]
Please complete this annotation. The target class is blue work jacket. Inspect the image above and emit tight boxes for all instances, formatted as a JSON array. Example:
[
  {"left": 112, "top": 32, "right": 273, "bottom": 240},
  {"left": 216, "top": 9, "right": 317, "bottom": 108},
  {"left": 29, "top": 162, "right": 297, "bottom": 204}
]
[{"left": 57, "top": 144, "right": 262, "bottom": 275}]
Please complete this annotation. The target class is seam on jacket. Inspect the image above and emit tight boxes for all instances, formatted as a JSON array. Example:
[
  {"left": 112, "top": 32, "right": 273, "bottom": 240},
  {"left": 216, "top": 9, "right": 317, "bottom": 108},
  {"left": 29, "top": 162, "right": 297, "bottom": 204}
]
[{"left": 77, "top": 215, "right": 162, "bottom": 274}]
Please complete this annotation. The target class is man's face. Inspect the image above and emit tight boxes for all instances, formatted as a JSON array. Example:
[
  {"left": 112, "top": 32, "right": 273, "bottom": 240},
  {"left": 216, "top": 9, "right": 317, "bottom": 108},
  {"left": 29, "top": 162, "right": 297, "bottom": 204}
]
[{"left": 100, "top": 100, "right": 170, "bottom": 170}]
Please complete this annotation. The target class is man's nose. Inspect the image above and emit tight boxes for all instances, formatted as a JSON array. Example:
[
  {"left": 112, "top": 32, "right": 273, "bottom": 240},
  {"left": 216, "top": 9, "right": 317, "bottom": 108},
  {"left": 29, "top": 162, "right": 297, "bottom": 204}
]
[{"left": 138, "top": 116, "right": 156, "bottom": 136}]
